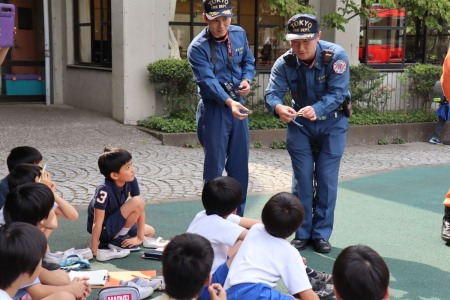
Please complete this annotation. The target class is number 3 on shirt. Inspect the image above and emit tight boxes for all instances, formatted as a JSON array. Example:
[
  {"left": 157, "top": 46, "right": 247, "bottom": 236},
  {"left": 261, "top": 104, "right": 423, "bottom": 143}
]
[{"left": 96, "top": 191, "right": 108, "bottom": 204}]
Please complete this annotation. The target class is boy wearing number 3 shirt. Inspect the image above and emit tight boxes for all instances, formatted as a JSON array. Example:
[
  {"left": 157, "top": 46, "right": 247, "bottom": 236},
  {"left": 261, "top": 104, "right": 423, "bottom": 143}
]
[{"left": 87, "top": 147, "right": 155, "bottom": 260}]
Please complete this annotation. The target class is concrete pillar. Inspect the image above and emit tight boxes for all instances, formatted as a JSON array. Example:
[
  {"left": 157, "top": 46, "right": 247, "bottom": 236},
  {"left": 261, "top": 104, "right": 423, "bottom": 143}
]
[
  {"left": 111, "top": 0, "right": 170, "bottom": 124},
  {"left": 49, "top": 0, "right": 65, "bottom": 105}
]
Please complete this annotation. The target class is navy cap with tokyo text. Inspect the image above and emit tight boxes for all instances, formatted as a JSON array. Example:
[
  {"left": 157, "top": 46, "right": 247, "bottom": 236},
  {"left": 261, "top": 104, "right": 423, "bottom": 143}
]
[
  {"left": 286, "top": 14, "right": 320, "bottom": 41},
  {"left": 203, "top": 0, "right": 233, "bottom": 20}
]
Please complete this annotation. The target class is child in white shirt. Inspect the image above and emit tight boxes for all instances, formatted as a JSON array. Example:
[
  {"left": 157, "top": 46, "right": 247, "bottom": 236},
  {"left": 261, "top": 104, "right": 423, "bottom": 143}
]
[
  {"left": 187, "top": 176, "right": 260, "bottom": 299},
  {"left": 224, "top": 192, "right": 321, "bottom": 300}
]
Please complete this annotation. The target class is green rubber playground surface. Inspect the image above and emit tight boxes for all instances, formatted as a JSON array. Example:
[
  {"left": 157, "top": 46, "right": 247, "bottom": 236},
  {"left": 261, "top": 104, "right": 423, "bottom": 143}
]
[{"left": 50, "top": 166, "right": 450, "bottom": 299}]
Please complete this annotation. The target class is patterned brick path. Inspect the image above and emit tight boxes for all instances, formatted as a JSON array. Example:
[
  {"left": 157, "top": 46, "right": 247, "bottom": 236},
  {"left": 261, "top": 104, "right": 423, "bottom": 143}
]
[{"left": 1, "top": 104, "right": 449, "bottom": 206}]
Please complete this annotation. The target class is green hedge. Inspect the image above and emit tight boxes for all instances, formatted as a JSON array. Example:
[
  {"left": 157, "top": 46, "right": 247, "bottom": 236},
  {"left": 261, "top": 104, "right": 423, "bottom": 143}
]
[{"left": 138, "top": 110, "right": 437, "bottom": 133}]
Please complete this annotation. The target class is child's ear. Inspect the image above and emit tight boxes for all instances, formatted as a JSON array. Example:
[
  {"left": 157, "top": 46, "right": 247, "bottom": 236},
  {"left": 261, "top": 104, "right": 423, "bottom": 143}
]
[
  {"left": 204, "top": 274, "right": 212, "bottom": 286},
  {"left": 110, "top": 172, "right": 119, "bottom": 180},
  {"left": 383, "top": 287, "right": 390, "bottom": 300},
  {"left": 232, "top": 208, "right": 237, "bottom": 214}
]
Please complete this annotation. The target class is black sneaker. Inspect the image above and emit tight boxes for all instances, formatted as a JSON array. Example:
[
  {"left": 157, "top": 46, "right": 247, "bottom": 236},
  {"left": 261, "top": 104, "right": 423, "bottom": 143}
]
[
  {"left": 310, "top": 278, "right": 334, "bottom": 300},
  {"left": 441, "top": 217, "right": 450, "bottom": 242},
  {"left": 308, "top": 269, "right": 333, "bottom": 285}
]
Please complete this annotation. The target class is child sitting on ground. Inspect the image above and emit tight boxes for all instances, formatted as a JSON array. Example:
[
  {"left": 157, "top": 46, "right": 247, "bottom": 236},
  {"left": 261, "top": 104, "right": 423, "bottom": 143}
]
[
  {"left": 0, "top": 146, "right": 43, "bottom": 220},
  {"left": 187, "top": 176, "right": 260, "bottom": 300},
  {"left": 332, "top": 244, "right": 390, "bottom": 300},
  {"left": 4, "top": 183, "right": 91, "bottom": 300},
  {"left": 0, "top": 222, "right": 76, "bottom": 300},
  {"left": 5, "top": 163, "right": 78, "bottom": 238},
  {"left": 189, "top": 177, "right": 332, "bottom": 299},
  {"left": 153, "top": 233, "right": 226, "bottom": 300},
  {"left": 224, "top": 192, "right": 323, "bottom": 300},
  {"left": 87, "top": 146, "right": 156, "bottom": 260}
]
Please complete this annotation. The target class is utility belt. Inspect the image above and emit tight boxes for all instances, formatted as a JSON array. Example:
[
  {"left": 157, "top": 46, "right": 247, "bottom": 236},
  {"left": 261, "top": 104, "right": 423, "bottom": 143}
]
[
  {"left": 292, "top": 102, "right": 343, "bottom": 121},
  {"left": 317, "top": 110, "right": 343, "bottom": 121}
]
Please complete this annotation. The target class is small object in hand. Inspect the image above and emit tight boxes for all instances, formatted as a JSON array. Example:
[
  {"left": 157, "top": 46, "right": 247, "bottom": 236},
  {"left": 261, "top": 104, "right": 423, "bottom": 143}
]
[
  {"left": 38, "top": 163, "right": 47, "bottom": 183},
  {"left": 246, "top": 110, "right": 253, "bottom": 115},
  {"left": 212, "top": 285, "right": 221, "bottom": 296},
  {"left": 297, "top": 111, "right": 304, "bottom": 117}
]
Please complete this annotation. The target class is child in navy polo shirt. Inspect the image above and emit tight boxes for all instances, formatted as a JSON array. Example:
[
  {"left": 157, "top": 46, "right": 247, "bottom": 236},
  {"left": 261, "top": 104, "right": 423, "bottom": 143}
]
[{"left": 87, "top": 146, "right": 156, "bottom": 258}]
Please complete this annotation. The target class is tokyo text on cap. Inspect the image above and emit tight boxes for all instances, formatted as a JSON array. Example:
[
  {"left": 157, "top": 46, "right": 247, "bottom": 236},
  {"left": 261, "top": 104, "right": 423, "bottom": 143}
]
[
  {"left": 286, "top": 14, "right": 320, "bottom": 41},
  {"left": 203, "top": 0, "right": 233, "bottom": 20}
]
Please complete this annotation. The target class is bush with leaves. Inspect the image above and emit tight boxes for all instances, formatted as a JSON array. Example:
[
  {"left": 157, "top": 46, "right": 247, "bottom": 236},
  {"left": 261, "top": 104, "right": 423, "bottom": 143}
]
[
  {"left": 138, "top": 110, "right": 437, "bottom": 133},
  {"left": 147, "top": 59, "right": 198, "bottom": 114},
  {"left": 349, "top": 65, "right": 391, "bottom": 112},
  {"left": 402, "top": 64, "right": 442, "bottom": 109}
]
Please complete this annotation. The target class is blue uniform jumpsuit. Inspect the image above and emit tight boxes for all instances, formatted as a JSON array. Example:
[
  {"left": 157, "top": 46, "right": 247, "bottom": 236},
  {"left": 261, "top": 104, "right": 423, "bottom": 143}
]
[
  {"left": 187, "top": 25, "right": 255, "bottom": 216},
  {"left": 265, "top": 40, "right": 349, "bottom": 240}
]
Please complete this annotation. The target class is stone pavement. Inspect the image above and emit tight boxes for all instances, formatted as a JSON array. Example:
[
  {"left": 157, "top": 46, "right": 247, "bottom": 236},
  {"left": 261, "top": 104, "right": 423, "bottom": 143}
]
[{"left": 1, "top": 104, "right": 450, "bottom": 206}]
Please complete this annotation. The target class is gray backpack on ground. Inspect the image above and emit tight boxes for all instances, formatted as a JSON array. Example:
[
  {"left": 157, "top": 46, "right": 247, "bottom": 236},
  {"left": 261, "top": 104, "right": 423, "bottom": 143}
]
[{"left": 97, "top": 286, "right": 140, "bottom": 300}]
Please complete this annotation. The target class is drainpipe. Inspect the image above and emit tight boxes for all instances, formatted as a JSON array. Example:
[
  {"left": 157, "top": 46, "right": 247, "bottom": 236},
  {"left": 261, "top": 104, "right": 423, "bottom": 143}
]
[{"left": 43, "top": 0, "right": 50, "bottom": 105}]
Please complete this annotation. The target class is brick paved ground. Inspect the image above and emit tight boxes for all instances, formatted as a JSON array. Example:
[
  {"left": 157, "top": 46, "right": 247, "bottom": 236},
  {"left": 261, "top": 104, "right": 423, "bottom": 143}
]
[{"left": 1, "top": 104, "right": 450, "bottom": 206}]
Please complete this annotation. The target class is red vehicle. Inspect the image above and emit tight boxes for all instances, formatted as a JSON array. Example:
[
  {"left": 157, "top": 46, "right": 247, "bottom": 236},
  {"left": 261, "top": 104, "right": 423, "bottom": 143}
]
[{"left": 359, "top": 7, "right": 406, "bottom": 64}]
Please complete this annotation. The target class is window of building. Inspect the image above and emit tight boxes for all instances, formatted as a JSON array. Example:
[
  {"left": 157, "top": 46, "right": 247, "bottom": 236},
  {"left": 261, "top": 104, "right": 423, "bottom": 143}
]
[
  {"left": 73, "top": 0, "right": 111, "bottom": 68},
  {"left": 359, "top": 4, "right": 407, "bottom": 68},
  {"left": 360, "top": 2, "right": 450, "bottom": 68},
  {"left": 169, "top": 0, "right": 288, "bottom": 72}
]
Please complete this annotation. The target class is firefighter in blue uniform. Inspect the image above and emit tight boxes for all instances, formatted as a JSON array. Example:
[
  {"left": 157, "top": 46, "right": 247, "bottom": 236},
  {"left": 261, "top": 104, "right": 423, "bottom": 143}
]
[
  {"left": 265, "top": 14, "right": 350, "bottom": 253},
  {"left": 187, "top": 0, "right": 255, "bottom": 216}
]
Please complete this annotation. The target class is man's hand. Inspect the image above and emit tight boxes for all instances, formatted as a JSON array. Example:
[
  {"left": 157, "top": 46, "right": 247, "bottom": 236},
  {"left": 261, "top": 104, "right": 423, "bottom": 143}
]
[
  {"left": 225, "top": 99, "right": 251, "bottom": 120},
  {"left": 299, "top": 106, "right": 317, "bottom": 121},
  {"left": 236, "top": 79, "right": 251, "bottom": 97},
  {"left": 274, "top": 104, "right": 298, "bottom": 123}
]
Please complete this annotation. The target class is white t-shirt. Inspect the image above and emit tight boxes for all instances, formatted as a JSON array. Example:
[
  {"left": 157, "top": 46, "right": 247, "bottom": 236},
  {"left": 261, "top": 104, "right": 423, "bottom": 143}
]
[
  {"left": 224, "top": 223, "right": 312, "bottom": 295},
  {"left": 0, "top": 289, "right": 12, "bottom": 300},
  {"left": 187, "top": 210, "right": 243, "bottom": 274}
]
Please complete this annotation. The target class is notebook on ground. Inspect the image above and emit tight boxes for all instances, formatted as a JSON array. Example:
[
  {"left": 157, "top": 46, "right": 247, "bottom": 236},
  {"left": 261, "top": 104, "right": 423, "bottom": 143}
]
[
  {"left": 104, "top": 270, "right": 157, "bottom": 287},
  {"left": 68, "top": 269, "right": 108, "bottom": 286}
]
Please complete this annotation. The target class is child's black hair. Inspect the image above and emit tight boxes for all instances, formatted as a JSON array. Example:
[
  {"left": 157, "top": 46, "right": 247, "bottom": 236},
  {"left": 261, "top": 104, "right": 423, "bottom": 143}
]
[
  {"left": 98, "top": 146, "right": 132, "bottom": 180},
  {"left": 0, "top": 222, "right": 47, "bottom": 290},
  {"left": 162, "top": 233, "right": 214, "bottom": 299},
  {"left": 6, "top": 146, "right": 42, "bottom": 172},
  {"left": 7, "top": 163, "right": 42, "bottom": 190},
  {"left": 4, "top": 182, "right": 55, "bottom": 226},
  {"left": 333, "top": 245, "right": 390, "bottom": 300},
  {"left": 261, "top": 192, "right": 304, "bottom": 239},
  {"left": 202, "top": 176, "right": 242, "bottom": 216}
]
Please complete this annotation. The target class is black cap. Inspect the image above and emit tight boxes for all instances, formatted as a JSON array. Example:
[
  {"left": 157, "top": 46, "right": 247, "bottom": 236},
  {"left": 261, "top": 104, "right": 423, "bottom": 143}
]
[
  {"left": 203, "top": 0, "right": 233, "bottom": 20},
  {"left": 286, "top": 14, "right": 319, "bottom": 41}
]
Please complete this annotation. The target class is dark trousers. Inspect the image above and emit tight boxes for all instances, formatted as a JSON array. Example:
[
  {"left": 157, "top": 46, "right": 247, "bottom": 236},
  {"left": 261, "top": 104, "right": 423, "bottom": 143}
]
[
  {"left": 197, "top": 99, "right": 249, "bottom": 216},
  {"left": 287, "top": 114, "right": 348, "bottom": 240}
]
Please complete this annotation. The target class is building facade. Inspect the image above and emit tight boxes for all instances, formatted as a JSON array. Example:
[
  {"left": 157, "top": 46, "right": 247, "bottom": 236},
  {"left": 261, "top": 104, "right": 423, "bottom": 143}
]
[{"left": 0, "top": 0, "right": 448, "bottom": 124}]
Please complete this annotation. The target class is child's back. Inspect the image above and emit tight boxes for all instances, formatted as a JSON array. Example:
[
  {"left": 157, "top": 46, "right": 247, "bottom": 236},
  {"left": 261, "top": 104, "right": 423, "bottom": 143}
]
[
  {"left": 224, "top": 192, "right": 319, "bottom": 300},
  {"left": 187, "top": 176, "right": 251, "bottom": 273},
  {"left": 187, "top": 210, "right": 243, "bottom": 274},
  {"left": 187, "top": 176, "right": 260, "bottom": 300},
  {"left": 224, "top": 223, "right": 311, "bottom": 294}
]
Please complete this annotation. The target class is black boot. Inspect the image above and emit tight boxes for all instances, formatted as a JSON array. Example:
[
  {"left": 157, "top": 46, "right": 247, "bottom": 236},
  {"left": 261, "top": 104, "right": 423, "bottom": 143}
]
[{"left": 441, "top": 207, "right": 450, "bottom": 242}]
